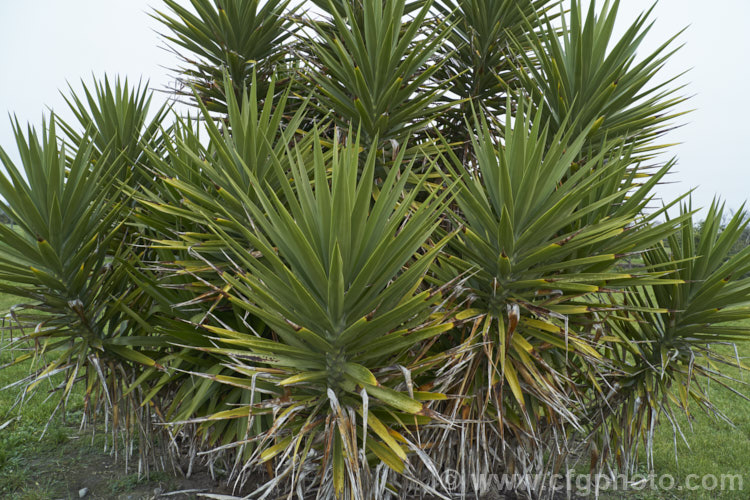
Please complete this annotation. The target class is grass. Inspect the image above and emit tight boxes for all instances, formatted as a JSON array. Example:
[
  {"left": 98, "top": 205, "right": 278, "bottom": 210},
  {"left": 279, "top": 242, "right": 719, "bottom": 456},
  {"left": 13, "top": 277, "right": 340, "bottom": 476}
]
[
  {"left": 592, "top": 337, "right": 750, "bottom": 500},
  {"left": 0, "top": 344, "right": 190, "bottom": 498},
  {"left": 0, "top": 294, "right": 16, "bottom": 317},
  {"left": 0, "top": 337, "right": 90, "bottom": 498},
  {"left": 0, "top": 287, "right": 20, "bottom": 332},
  {"left": 0, "top": 228, "right": 24, "bottom": 317},
  {"left": 108, "top": 471, "right": 172, "bottom": 495},
  {"left": 0, "top": 296, "right": 197, "bottom": 498},
  {"left": 1, "top": 291, "right": 749, "bottom": 499},
  {"left": 639, "top": 339, "right": 750, "bottom": 499}
]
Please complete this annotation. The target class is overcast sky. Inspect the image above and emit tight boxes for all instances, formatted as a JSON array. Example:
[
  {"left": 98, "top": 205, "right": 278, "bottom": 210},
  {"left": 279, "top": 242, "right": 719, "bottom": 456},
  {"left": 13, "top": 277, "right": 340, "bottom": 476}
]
[{"left": 1, "top": 0, "right": 748, "bottom": 218}]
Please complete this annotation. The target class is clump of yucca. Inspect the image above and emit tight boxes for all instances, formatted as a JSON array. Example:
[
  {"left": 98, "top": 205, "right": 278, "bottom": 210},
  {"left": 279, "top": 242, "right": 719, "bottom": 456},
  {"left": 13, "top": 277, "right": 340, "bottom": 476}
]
[{"left": 1, "top": 0, "right": 748, "bottom": 498}]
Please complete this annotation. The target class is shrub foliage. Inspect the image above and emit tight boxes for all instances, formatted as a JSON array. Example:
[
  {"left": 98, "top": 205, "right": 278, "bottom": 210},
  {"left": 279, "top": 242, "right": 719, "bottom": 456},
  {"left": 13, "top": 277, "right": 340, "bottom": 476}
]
[{"left": 1, "top": 0, "right": 749, "bottom": 498}]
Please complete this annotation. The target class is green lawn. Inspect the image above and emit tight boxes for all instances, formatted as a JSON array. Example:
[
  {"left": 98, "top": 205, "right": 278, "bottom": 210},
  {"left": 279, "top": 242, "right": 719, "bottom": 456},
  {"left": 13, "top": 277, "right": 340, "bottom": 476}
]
[
  {"left": 0, "top": 343, "right": 89, "bottom": 499},
  {"left": 591, "top": 335, "right": 750, "bottom": 499},
  {"left": 0, "top": 281, "right": 29, "bottom": 351},
  {"left": 0, "top": 289, "right": 19, "bottom": 324},
  {"left": 641, "top": 339, "right": 750, "bottom": 499}
]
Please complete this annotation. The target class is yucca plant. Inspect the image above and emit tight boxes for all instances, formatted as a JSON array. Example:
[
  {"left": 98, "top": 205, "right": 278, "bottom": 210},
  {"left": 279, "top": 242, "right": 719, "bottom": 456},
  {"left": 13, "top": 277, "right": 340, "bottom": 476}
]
[
  {"left": 302, "top": 0, "right": 454, "bottom": 150},
  {"left": 0, "top": 118, "right": 163, "bottom": 469},
  {"left": 139, "top": 124, "right": 458, "bottom": 495},
  {"left": 134, "top": 73, "right": 310, "bottom": 243},
  {"left": 421, "top": 99, "right": 683, "bottom": 491},
  {"left": 432, "top": 0, "right": 559, "bottom": 147},
  {"left": 587, "top": 201, "right": 750, "bottom": 475},
  {"left": 153, "top": 0, "right": 298, "bottom": 114},
  {"left": 59, "top": 76, "right": 168, "bottom": 161},
  {"left": 436, "top": 0, "right": 558, "bottom": 102},
  {"left": 122, "top": 76, "right": 318, "bottom": 473},
  {"left": 515, "top": 0, "right": 687, "bottom": 158}
]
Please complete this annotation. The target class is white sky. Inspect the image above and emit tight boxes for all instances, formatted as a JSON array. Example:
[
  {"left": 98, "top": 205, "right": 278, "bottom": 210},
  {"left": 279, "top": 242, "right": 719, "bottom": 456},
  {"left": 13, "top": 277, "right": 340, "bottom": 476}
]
[{"left": 0, "top": 0, "right": 748, "bottom": 217}]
